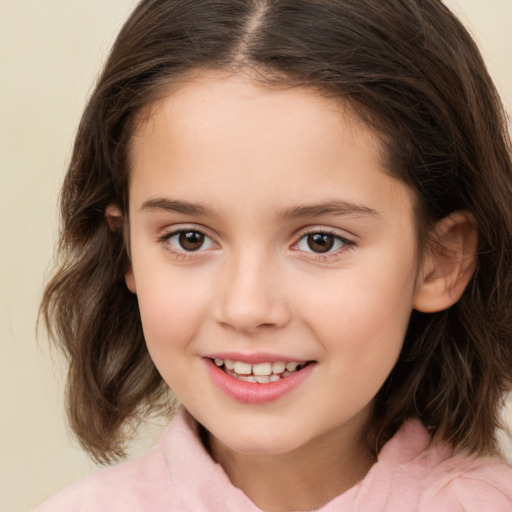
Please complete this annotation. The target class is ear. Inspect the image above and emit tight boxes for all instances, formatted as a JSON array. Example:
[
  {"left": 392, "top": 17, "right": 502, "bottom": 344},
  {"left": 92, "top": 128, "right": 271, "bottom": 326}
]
[
  {"left": 414, "top": 211, "right": 477, "bottom": 313},
  {"left": 105, "top": 203, "right": 123, "bottom": 232},
  {"left": 125, "top": 266, "right": 137, "bottom": 294},
  {"left": 105, "top": 203, "right": 136, "bottom": 293}
]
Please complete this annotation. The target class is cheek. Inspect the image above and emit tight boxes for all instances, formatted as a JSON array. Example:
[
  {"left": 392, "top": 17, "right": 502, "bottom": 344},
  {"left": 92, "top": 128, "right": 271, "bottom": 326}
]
[
  {"left": 134, "top": 269, "right": 209, "bottom": 359},
  {"left": 305, "top": 257, "right": 415, "bottom": 329},
  {"left": 301, "top": 253, "right": 417, "bottom": 382},
  {"left": 134, "top": 277, "right": 209, "bottom": 398}
]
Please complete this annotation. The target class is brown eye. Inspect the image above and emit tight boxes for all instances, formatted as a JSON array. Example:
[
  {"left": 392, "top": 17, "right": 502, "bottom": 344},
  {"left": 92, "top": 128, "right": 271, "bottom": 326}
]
[
  {"left": 306, "top": 233, "right": 335, "bottom": 253},
  {"left": 178, "top": 231, "right": 205, "bottom": 251}
]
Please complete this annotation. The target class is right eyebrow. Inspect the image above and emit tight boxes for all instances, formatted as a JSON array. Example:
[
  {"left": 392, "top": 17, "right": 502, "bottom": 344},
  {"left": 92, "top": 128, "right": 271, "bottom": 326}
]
[{"left": 140, "top": 198, "right": 214, "bottom": 216}]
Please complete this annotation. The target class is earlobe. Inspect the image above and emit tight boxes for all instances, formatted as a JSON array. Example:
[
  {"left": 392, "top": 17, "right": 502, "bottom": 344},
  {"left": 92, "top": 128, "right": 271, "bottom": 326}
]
[{"left": 413, "top": 211, "right": 477, "bottom": 313}]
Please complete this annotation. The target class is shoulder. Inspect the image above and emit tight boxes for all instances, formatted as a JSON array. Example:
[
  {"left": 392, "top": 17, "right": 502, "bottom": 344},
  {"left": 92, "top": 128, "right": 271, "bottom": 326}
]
[
  {"left": 33, "top": 408, "right": 255, "bottom": 512},
  {"left": 424, "top": 448, "right": 512, "bottom": 512},
  {"left": 32, "top": 442, "right": 176, "bottom": 512},
  {"left": 418, "top": 452, "right": 512, "bottom": 512},
  {"left": 360, "top": 419, "right": 512, "bottom": 512},
  {"left": 32, "top": 411, "right": 194, "bottom": 512}
]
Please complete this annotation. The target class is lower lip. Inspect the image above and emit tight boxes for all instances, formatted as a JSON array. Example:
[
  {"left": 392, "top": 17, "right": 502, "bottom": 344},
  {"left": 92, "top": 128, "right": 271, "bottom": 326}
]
[{"left": 205, "top": 359, "right": 315, "bottom": 404}]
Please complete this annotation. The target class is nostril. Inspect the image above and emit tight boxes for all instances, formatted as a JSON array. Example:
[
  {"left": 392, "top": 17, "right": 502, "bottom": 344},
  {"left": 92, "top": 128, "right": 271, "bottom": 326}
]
[{"left": 256, "top": 322, "right": 277, "bottom": 329}]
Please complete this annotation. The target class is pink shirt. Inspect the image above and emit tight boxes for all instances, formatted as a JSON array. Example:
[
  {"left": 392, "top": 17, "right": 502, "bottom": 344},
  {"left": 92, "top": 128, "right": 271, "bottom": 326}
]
[{"left": 35, "top": 408, "right": 512, "bottom": 511}]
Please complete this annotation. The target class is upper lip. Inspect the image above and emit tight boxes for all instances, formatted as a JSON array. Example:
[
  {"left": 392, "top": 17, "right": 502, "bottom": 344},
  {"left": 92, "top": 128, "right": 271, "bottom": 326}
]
[{"left": 204, "top": 352, "right": 311, "bottom": 364}]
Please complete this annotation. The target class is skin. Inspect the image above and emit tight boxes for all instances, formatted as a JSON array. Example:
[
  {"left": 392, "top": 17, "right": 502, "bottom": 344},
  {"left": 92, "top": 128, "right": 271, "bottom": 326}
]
[{"left": 124, "top": 72, "right": 474, "bottom": 511}]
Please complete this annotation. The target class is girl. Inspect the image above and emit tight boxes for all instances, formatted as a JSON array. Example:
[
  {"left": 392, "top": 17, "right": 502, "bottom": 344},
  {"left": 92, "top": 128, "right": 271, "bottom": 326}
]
[{"left": 37, "top": 0, "right": 512, "bottom": 510}]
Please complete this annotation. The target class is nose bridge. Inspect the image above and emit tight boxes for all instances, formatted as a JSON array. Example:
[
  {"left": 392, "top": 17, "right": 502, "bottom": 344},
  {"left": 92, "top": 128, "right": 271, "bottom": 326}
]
[{"left": 214, "top": 242, "right": 290, "bottom": 332}]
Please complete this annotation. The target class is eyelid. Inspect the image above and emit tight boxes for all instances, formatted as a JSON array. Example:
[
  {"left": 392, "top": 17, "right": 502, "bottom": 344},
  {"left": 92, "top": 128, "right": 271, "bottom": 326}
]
[
  {"left": 158, "top": 220, "right": 217, "bottom": 238},
  {"left": 158, "top": 224, "right": 219, "bottom": 258},
  {"left": 293, "top": 225, "right": 356, "bottom": 242},
  {"left": 290, "top": 226, "right": 356, "bottom": 259}
]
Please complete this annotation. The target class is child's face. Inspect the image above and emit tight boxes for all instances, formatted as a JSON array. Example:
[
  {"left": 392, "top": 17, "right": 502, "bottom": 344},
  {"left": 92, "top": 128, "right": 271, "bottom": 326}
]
[{"left": 126, "top": 72, "right": 421, "bottom": 457}]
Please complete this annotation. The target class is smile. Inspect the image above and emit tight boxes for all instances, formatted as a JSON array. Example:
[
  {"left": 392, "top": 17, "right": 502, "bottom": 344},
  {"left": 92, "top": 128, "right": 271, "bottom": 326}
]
[
  {"left": 212, "top": 358, "right": 308, "bottom": 383},
  {"left": 205, "top": 357, "right": 315, "bottom": 403}
]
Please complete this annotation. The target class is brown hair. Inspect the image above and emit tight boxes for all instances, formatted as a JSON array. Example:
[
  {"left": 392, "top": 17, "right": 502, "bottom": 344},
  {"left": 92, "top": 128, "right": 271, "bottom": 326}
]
[{"left": 41, "top": 0, "right": 512, "bottom": 463}]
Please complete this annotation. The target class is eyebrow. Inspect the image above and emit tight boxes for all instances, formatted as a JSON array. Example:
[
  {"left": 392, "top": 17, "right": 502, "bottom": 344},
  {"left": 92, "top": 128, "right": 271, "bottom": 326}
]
[
  {"left": 140, "top": 198, "right": 214, "bottom": 216},
  {"left": 140, "top": 197, "right": 379, "bottom": 220},
  {"left": 277, "top": 200, "right": 380, "bottom": 220}
]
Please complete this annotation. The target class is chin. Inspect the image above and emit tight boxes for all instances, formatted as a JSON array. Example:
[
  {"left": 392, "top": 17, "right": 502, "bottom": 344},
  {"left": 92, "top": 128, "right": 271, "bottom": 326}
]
[
  {"left": 220, "top": 433, "right": 302, "bottom": 457},
  {"left": 207, "top": 418, "right": 312, "bottom": 457}
]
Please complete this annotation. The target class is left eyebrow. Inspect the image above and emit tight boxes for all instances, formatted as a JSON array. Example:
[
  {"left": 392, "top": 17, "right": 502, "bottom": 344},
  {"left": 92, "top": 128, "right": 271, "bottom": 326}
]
[{"left": 277, "top": 200, "right": 380, "bottom": 220}]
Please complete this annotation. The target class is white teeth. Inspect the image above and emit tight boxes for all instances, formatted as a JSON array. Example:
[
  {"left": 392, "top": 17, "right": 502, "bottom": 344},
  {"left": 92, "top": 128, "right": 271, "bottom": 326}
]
[
  {"left": 233, "top": 361, "right": 252, "bottom": 375},
  {"left": 271, "top": 361, "right": 286, "bottom": 374},
  {"left": 253, "top": 362, "right": 272, "bottom": 376},
  {"left": 238, "top": 375, "right": 257, "bottom": 383},
  {"left": 213, "top": 358, "right": 307, "bottom": 382}
]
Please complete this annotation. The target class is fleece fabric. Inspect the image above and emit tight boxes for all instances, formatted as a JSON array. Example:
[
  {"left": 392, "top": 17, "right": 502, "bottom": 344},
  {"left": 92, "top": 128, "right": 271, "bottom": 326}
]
[{"left": 35, "top": 408, "right": 512, "bottom": 511}]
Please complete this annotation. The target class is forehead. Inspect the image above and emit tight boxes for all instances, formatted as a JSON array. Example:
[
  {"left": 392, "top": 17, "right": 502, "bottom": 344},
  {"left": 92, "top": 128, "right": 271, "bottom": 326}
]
[
  {"left": 130, "top": 71, "right": 382, "bottom": 166},
  {"left": 128, "top": 72, "right": 415, "bottom": 223}
]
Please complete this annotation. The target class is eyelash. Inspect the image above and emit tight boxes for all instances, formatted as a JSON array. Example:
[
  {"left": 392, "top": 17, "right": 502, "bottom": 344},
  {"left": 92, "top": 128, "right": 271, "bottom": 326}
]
[
  {"left": 158, "top": 228, "right": 216, "bottom": 260},
  {"left": 158, "top": 227, "right": 355, "bottom": 261},
  {"left": 292, "top": 229, "right": 354, "bottom": 261}
]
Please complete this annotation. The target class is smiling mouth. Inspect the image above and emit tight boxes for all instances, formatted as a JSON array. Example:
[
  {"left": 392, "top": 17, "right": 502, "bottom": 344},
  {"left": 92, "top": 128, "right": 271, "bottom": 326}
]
[{"left": 210, "top": 358, "right": 310, "bottom": 383}]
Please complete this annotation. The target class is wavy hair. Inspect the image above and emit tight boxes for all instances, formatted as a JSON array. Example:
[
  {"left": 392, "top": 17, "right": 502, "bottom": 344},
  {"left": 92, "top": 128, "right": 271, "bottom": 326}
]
[{"left": 41, "top": 0, "right": 512, "bottom": 462}]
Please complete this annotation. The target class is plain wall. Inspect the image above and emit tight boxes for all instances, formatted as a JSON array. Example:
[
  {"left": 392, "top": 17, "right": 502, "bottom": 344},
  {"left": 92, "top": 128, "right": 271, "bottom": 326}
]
[{"left": 1, "top": 1, "right": 511, "bottom": 510}]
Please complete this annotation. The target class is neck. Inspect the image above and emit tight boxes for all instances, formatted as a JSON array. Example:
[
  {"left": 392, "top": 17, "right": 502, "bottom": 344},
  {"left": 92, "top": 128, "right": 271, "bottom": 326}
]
[{"left": 208, "top": 415, "right": 376, "bottom": 512}]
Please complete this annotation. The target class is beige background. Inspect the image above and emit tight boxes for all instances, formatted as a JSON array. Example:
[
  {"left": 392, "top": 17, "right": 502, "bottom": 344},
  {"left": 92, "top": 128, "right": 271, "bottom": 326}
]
[{"left": 1, "top": 1, "right": 511, "bottom": 511}]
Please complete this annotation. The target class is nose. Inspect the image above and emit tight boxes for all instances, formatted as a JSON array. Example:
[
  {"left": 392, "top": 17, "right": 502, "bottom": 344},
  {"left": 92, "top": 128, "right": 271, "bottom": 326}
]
[{"left": 213, "top": 249, "right": 291, "bottom": 334}]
